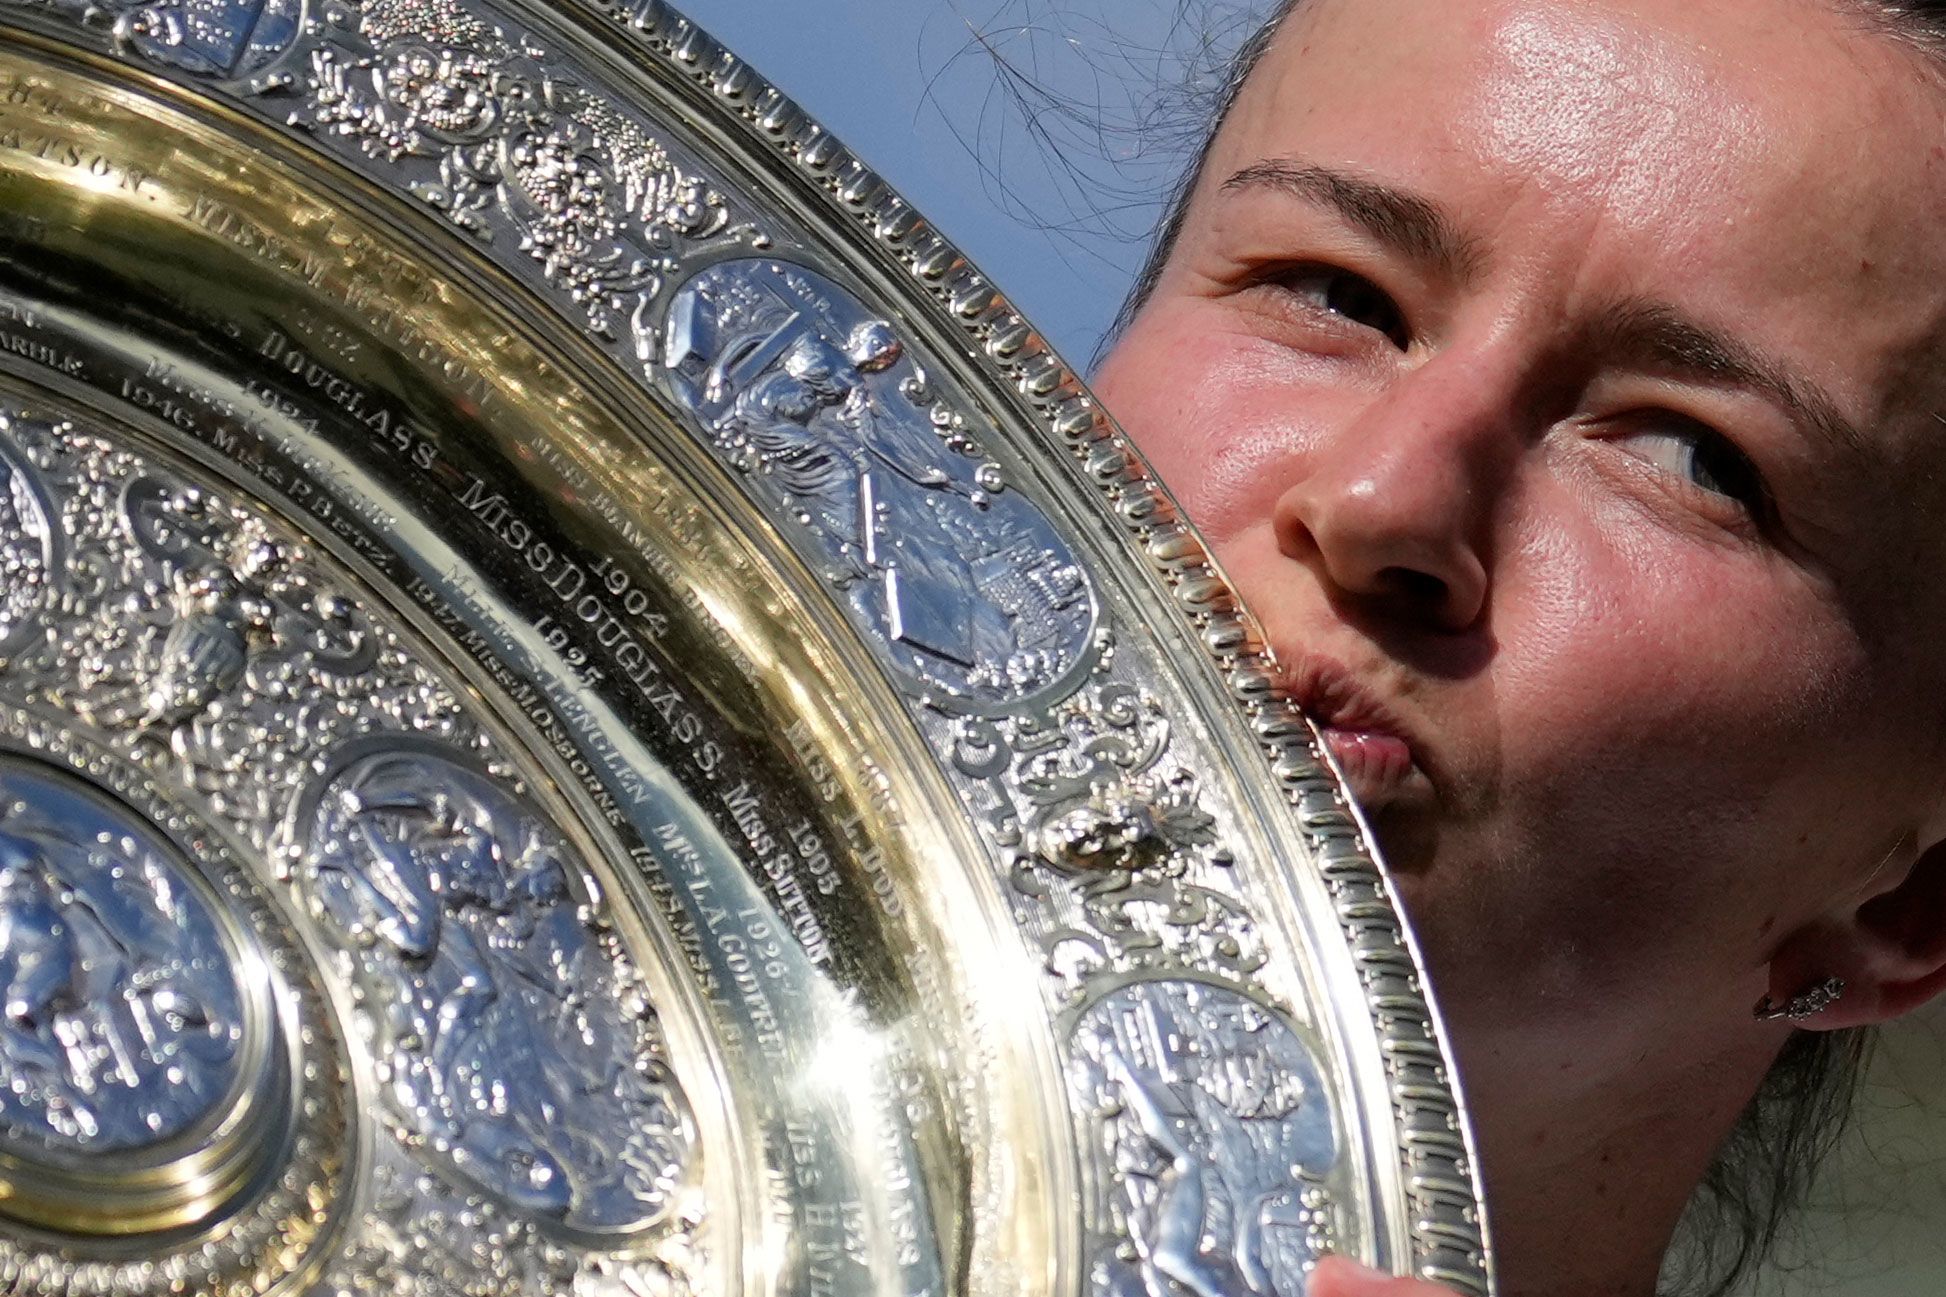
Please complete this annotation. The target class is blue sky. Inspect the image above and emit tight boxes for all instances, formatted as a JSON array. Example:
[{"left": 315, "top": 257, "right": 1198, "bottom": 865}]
[{"left": 675, "top": 0, "right": 1259, "bottom": 370}]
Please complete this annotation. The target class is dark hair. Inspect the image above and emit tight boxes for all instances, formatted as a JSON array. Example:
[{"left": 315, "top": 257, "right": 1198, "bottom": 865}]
[
  {"left": 1663, "top": 1030, "right": 1876, "bottom": 1297},
  {"left": 1104, "top": 0, "right": 1298, "bottom": 348},
  {"left": 1095, "top": 2, "right": 1946, "bottom": 1294}
]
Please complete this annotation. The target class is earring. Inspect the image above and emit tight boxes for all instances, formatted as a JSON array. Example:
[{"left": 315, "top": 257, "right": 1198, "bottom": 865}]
[{"left": 1753, "top": 976, "right": 1845, "bottom": 1023}]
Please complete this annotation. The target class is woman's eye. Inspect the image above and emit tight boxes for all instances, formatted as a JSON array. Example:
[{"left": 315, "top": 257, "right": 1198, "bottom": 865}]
[
  {"left": 1272, "top": 266, "right": 1409, "bottom": 349},
  {"left": 1613, "top": 422, "right": 1770, "bottom": 515}
]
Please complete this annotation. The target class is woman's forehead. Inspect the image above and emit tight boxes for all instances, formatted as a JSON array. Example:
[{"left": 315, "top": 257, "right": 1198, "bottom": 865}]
[
  {"left": 1208, "top": 0, "right": 1946, "bottom": 458},
  {"left": 1229, "top": 0, "right": 1940, "bottom": 196}
]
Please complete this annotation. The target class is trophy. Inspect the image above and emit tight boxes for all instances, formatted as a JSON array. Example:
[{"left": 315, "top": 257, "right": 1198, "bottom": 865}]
[{"left": 0, "top": 1, "right": 1492, "bottom": 1294}]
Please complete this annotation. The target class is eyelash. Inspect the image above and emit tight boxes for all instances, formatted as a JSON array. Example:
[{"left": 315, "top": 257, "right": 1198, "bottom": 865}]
[
  {"left": 1607, "top": 414, "right": 1776, "bottom": 532},
  {"left": 1256, "top": 264, "right": 1411, "bottom": 350},
  {"left": 1245, "top": 263, "right": 1780, "bottom": 535}
]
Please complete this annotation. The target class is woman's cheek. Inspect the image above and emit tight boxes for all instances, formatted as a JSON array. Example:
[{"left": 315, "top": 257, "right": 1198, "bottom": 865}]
[
  {"left": 1501, "top": 518, "right": 1855, "bottom": 773},
  {"left": 1101, "top": 308, "right": 1348, "bottom": 532}
]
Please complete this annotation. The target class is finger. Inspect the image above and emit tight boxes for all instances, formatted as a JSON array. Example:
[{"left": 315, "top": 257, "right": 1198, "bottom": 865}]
[{"left": 1310, "top": 1254, "right": 1467, "bottom": 1297}]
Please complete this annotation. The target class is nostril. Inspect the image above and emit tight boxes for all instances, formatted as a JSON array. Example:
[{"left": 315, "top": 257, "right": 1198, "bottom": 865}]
[{"left": 1378, "top": 566, "right": 1449, "bottom": 607}]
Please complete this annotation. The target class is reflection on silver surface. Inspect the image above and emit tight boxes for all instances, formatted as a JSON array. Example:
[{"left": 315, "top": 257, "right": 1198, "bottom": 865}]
[
  {"left": 292, "top": 741, "right": 694, "bottom": 1233},
  {"left": 0, "top": 757, "right": 244, "bottom": 1156},
  {"left": 667, "top": 258, "right": 1094, "bottom": 708}
]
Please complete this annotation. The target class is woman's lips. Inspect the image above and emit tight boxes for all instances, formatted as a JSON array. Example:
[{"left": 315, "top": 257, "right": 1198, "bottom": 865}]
[
  {"left": 1319, "top": 726, "right": 1417, "bottom": 801},
  {"left": 1281, "top": 655, "right": 1426, "bottom": 804}
]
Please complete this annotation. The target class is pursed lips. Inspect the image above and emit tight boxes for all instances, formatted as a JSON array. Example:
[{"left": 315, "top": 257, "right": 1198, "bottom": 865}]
[{"left": 1280, "top": 654, "right": 1425, "bottom": 804}]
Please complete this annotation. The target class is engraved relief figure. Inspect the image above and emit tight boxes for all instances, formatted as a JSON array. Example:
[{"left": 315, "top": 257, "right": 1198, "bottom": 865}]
[
  {"left": 295, "top": 746, "right": 693, "bottom": 1233},
  {"left": 1071, "top": 981, "right": 1339, "bottom": 1297},
  {"left": 110, "top": 0, "right": 302, "bottom": 80},
  {"left": 1023, "top": 684, "right": 1227, "bottom": 878},
  {"left": 53, "top": 476, "right": 276, "bottom": 733},
  {"left": 990, "top": 680, "right": 1258, "bottom": 986},
  {"left": 140, "top": 559, "right": 275, "bottom": 728},
  {"left": 0, "top": 760, "right": 245, "bottom": 1156},
  {"left": 51, "top": 476, "right": 375, "bottom": 743},
  {"left": 666, "top": 258, "right": 1094, "bottom": 707}
]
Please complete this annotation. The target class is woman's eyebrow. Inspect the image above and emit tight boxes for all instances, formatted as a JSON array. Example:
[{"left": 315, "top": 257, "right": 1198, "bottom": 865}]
[
  {"left": 1220, "top": 160, "right": 1877, "bottom": 467},
  {"left": 1594, "top": 300, "right": 1875, "bottom": 466},
  {"left": 1221, "top": 158, "right": 1484, "bottom": 282}
]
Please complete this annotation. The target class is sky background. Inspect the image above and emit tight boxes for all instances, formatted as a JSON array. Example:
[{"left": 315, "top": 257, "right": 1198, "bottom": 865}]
[
  {"left": 675, "top": 0, "right": 1261, "bottom": 369},
  {"left": 671, "top": 4, "right": 1946, "bottom": 1293}
]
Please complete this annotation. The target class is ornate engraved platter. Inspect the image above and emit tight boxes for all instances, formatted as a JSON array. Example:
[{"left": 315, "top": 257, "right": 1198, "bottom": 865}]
[{"left": 0, "top": 2, "right": 1493, "bottom": 1295}]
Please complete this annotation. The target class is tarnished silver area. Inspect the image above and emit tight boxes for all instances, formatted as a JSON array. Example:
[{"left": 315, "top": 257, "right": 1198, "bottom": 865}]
[
  {"left": 666, "top": 258, "right": 1095, "bottom": 709},
  {"left": 289, "top": 738, "right": 694, "bottom": 1235}
]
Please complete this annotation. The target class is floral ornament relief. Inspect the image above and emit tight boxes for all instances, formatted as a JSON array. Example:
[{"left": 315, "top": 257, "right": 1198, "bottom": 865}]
[
  {"left": 296, "top": 0, "right": 742, "bottom": 341},
  {"left": 951, "top": 668, "right": 1260, "bottom": 996}
]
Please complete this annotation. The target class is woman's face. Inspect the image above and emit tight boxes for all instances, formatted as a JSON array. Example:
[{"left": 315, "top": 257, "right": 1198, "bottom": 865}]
[{"left": 1095, "top": 0, "right": 1946, "bottom": 1081}]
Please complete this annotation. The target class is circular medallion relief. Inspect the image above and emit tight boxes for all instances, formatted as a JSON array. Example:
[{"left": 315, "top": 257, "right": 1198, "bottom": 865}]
[
  {"left": 0, "top": 756, "right": 250, "bottom": 1159},
  {"left": 664, "top": 258, "right": 1099, "bottom": 712},
  {"left": 1067, "top": 979, "right": 1341, "bottom": 1297},
  {"left": 0, "top": 717, "right": 349, "bottom": 1297},
  {"left": 287, "top": 739, "right": 697, "bottom": 1237}
]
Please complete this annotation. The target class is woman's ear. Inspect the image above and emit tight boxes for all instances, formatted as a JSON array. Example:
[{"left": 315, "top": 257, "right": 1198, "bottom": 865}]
[{"left": 1764, "top": 838, "right": 1946, "bottom": 1029}]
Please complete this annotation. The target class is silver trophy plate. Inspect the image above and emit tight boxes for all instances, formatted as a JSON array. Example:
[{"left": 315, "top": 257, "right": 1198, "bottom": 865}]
[{"left": 0, "top": 1, "right": 1491, "bottom": 1294}]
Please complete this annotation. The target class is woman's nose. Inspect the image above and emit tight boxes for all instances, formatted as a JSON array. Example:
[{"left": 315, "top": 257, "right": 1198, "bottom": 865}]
[{"left": 1273, "top": 366, "right": 1515, "bottom": 632}]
